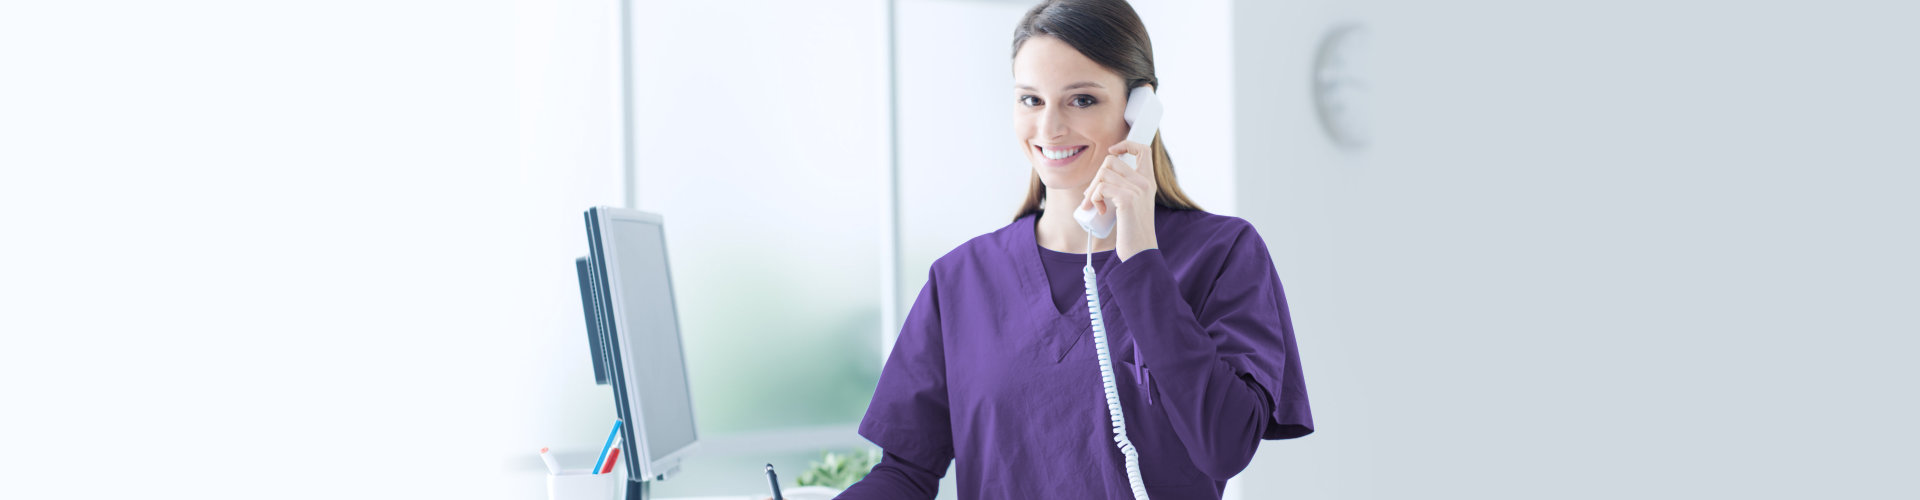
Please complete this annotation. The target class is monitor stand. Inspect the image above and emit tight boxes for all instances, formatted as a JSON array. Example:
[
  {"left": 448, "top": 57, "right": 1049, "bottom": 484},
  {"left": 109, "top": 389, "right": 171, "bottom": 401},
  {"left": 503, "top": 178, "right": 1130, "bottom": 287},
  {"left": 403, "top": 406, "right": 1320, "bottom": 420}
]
[{"left": 625, "top": 479, "right": 649, "bottom": 500}]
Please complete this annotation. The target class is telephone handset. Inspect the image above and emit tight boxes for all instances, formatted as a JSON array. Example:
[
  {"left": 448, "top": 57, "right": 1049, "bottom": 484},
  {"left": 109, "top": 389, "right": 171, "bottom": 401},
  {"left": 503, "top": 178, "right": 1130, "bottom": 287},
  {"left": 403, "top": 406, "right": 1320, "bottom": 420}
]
[
  {"left": 1073, "top": 85, "right": 1164, "bottom": 240},
  {"left": 1077, "top": 85, "right": 1161, "bottom": 500}
]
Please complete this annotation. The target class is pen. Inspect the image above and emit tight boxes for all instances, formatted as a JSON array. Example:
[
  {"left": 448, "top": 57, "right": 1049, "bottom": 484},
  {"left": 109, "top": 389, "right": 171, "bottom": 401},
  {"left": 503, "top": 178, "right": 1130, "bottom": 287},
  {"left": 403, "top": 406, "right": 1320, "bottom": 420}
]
[
  {"left": 765, "top": 463, "right": 784, "bottom": 500},
  {"left": 600, "top": 447, "right": 622, "bottom": 474},
  {"left": 593, "top": 419, "right": 623, "bottom": 475},
  {"left": 540, "top": 447, "right": 561, "bottom": 475},
  {"left": 595, "top": 434, "right": 623, "bottom": 472}
]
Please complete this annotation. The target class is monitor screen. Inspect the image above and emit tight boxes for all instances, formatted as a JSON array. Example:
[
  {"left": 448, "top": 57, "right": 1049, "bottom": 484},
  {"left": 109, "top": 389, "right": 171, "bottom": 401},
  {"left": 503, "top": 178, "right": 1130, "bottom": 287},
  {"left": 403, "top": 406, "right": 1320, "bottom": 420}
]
[{"left": 604, "top": 214, "right": 698, "bottom": 469}]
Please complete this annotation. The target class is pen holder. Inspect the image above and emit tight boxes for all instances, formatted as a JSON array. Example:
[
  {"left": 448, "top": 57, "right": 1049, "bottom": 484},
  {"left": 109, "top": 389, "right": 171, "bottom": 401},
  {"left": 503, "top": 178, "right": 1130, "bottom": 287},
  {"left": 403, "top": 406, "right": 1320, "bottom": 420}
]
[{"left": 547, "top": 469, "right": 621, "bottom": 500}]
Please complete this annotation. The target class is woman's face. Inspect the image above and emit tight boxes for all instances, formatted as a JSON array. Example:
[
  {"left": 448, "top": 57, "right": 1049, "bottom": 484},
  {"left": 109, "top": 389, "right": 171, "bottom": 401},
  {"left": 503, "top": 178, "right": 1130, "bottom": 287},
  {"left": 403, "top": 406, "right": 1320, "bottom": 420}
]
[{"left": 1013, "top": 36, "right": 1130, "bottom": 194}]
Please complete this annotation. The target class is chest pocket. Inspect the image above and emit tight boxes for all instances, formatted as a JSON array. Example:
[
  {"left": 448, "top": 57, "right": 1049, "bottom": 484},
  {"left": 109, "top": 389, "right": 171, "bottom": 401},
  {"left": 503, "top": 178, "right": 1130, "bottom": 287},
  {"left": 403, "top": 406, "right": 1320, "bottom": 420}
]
[{"left": 1069, "top": 298, "right": 1216, "bottom": 489}]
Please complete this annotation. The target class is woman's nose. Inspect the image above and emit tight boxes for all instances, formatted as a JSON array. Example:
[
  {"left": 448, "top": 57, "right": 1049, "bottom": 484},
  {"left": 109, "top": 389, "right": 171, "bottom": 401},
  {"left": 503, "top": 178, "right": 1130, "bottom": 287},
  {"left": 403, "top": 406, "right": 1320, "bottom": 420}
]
[{"left": 1036, "top": 105, "right": 1069, "bottom": 140}]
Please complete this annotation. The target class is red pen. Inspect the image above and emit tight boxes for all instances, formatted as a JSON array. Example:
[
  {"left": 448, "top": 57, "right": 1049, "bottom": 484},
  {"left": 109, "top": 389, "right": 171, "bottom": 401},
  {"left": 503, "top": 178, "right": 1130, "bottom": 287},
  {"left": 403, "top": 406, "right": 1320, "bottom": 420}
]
[{"left": 599, "top": 447, "right": 621, "bottom": 474}]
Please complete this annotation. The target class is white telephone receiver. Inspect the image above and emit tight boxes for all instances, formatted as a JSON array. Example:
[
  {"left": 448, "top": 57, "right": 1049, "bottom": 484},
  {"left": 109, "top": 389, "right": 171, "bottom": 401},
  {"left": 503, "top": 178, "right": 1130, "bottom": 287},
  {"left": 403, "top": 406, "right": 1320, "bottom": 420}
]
[
  {"left": 1073, "top": 85, "right": 1164, "bottom": 240},
  {"left": 1076, "top": 84, "right": 1162, "bottom": 500}
]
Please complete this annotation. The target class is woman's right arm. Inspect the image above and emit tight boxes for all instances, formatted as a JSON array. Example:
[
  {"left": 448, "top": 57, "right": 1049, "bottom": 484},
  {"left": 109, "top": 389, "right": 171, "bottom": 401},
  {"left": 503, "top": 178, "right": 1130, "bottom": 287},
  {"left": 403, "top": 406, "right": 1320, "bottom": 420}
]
[
  {"left": 835, "top": 450, "right": 944, "bottom": 498},
  {"left": 835, "top": 272, "right": 953, "bottom": 499}
]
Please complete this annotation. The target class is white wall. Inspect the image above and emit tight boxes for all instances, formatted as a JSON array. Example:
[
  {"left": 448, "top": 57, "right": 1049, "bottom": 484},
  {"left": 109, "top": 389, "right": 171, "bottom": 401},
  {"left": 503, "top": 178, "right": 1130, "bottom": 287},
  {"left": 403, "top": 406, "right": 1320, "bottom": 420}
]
[
  {"left": 1128, "top": 0, "right": 1236, "bottom": 216},
  {"left": 1233, "top": 1, "right": 1920, "bottom": 498},
  {"left": 623, "top": 0, "right": 894, "bottom": 495},
  {"left": 893, "top": 0, "right": 1039, "bottom": 335},
  {"left": 0, "top": 1, "right": 626, "bottom": 498}
]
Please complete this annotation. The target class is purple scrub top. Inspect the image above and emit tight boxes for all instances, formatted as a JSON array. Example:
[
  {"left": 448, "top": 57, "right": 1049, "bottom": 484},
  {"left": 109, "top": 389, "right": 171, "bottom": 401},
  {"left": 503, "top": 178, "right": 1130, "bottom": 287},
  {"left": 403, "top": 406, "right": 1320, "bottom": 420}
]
[{"left": 838, "top": 206, "right": 1313, "bottom": 499}]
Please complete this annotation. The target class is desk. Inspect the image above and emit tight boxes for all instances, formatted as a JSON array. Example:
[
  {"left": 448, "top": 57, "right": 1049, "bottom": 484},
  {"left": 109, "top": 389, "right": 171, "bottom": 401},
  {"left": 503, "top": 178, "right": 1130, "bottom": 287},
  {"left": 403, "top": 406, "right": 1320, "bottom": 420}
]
[{"left": 655, "top": 485, "right": 839, "bottom": 500}]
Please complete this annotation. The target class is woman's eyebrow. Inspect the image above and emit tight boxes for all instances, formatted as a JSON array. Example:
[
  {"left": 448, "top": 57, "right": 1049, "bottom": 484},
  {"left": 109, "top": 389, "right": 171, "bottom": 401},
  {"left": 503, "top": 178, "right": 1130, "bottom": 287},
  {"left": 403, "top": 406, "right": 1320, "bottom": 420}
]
[{"left": 1013, "top": 81, "right": 1106, "bottom": 91}]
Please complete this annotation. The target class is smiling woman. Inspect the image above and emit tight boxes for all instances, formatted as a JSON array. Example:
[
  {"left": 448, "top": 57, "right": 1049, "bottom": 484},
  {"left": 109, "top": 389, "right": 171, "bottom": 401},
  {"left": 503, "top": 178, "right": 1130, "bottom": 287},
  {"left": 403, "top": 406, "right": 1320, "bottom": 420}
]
[
  {"left": 1009, "top": 0, "right": 1200, "bottom": 224},
  {"left": 838, "top": 1, "right": 1315, "bottom": 499}
]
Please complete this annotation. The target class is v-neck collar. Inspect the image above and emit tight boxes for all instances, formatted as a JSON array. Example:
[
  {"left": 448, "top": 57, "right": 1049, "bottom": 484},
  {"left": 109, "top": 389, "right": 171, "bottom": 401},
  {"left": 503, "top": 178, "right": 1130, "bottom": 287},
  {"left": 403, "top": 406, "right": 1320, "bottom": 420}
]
[
  {"left": 1036, "top": 245, "right": 1115, "bottom": 316},
  {"left": 1011, "top": 211, "right": 1122, "bottom": 314},
  {"left": 1008, "top": 211, "right": 1128, "bottom": 363}
]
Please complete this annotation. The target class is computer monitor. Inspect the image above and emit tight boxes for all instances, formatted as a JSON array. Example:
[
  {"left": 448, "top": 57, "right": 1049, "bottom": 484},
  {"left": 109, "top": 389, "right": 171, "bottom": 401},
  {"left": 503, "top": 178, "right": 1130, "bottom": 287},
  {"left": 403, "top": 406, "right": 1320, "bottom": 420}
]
[{"left": 579, "top": 207, "right": 699, "bottom": 492}]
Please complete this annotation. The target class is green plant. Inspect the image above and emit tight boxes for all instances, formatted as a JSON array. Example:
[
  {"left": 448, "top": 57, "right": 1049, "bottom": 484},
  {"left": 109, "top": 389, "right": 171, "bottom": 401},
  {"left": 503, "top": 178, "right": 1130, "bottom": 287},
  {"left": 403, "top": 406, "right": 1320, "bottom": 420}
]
[{"left": 795, "top": 448, "right": 882, "bottom": 490}]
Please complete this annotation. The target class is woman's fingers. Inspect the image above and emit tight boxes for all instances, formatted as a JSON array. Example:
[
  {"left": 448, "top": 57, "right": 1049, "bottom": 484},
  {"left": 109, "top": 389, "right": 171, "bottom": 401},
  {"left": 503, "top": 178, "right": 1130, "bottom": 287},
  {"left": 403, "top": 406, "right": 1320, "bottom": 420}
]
[
  {"left": 1079, "top": 171, "right": 1103, "bottom": 214},
  {"left": 1103, "top": 155, "right": 1142, "bottom": 184},
  {"left": 1132, "top": 152, "right": 1156, "bottom": 193},
  {"left": 1106, "top": 140, "right": 1149, "bottom": 159},
  {"left": 1082, "top": 154, "right": 1114, "bottom": 199},
  {"left": 1099, "top": 141, "right": 1153, "bottom": 191},
  {"left": 1083, "top": 142, "right": 1158, "bottom": 217},
  {"left": 1092, "top": 173, "right": 1136, "bottom": 216},
  {"left": 1101, "top": 156, "right": 1150, "bottom": 197}
]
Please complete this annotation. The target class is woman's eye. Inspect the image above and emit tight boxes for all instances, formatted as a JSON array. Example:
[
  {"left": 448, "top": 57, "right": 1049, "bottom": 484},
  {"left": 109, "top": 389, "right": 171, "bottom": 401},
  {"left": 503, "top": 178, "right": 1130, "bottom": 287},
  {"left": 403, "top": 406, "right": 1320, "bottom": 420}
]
[
  {"left": 1071, "top": 96, "right": 1097, "bottom": 107},
  {"left": 1019, "top": 95, "right": 1042, "bottom": 107}
]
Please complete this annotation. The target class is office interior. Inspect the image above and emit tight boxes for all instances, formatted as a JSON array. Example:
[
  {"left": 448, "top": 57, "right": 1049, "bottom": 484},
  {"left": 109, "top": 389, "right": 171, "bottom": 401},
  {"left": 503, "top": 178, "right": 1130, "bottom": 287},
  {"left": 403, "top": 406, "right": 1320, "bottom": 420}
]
[{"left": 1, "top": 1, "right": 1914, "bottom": 499}]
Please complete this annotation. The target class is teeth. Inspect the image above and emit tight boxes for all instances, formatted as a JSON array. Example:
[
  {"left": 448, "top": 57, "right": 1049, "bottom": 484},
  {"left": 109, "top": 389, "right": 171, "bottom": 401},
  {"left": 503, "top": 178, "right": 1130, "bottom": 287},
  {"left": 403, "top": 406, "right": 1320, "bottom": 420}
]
[{"left": 1040, "top": 146, "right": 1080, "bottom": 160}]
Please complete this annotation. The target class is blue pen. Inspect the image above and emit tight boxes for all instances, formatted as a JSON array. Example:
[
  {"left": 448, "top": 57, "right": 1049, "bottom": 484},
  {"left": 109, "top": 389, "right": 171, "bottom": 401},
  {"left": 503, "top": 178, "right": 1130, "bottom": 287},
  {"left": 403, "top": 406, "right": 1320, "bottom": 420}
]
[{"left": 593, "top": 419, "right": 623, "bottom": 475}]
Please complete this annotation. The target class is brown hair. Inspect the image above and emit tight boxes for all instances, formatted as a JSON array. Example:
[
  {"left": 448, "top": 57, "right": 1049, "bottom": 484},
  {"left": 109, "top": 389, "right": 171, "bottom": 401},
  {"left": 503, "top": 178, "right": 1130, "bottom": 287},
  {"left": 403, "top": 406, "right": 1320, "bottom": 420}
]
[{"left": 1010, "top": 0, "right": 1202, "bottom": 222}]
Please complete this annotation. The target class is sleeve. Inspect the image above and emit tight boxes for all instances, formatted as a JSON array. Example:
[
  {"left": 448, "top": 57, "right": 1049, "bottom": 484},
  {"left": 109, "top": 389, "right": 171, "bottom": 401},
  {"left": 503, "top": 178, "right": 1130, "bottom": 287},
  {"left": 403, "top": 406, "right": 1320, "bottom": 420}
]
[
  {"left": 835, "top": 451, "right": 944, "bottom": 499},
  {"left": 837, "top": 272, "right": 952, "bottom": 500},
  {"left": 1102, "top": 223, "right": 1314, "bottom": 480}
]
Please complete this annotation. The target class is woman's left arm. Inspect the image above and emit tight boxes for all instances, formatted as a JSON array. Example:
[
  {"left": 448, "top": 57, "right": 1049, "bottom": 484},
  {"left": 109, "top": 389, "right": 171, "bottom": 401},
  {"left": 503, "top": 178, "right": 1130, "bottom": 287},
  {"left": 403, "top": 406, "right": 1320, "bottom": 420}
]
[{"left": 1102, "top": 223, "right": 1315, "bottom": 480}]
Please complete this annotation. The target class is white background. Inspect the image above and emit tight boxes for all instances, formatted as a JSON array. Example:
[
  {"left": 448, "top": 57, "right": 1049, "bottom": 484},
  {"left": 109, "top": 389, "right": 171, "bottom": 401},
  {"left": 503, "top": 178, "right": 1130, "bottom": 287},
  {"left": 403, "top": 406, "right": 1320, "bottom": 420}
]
[
  {"left": 1, "top": 1, "right": 626, "bottom": 498},
  {"left": 1234, "top": 1, "right": 1919, "bottom": 498}
]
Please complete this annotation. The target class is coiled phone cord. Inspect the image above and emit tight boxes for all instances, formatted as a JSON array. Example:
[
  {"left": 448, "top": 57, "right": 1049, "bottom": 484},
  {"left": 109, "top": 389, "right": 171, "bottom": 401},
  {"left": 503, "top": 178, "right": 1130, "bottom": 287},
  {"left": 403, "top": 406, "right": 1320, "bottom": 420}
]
[{"left": 1086, "top": 232, "right": 1151, "bottom": 500}]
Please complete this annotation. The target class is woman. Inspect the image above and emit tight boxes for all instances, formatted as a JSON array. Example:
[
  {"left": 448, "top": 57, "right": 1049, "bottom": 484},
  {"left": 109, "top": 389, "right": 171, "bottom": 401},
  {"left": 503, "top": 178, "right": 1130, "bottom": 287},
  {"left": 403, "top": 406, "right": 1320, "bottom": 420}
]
[{"left": 837, "top": 1, "right": 1312, "bottom": 498}]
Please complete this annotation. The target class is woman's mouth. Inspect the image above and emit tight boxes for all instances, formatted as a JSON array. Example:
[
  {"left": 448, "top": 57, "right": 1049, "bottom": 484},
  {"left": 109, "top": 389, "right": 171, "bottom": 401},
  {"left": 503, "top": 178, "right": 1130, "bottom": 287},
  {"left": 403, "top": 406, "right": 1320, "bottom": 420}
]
[{"left": 1035, "top": 145, "right": 1087, "bottom": 166}]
